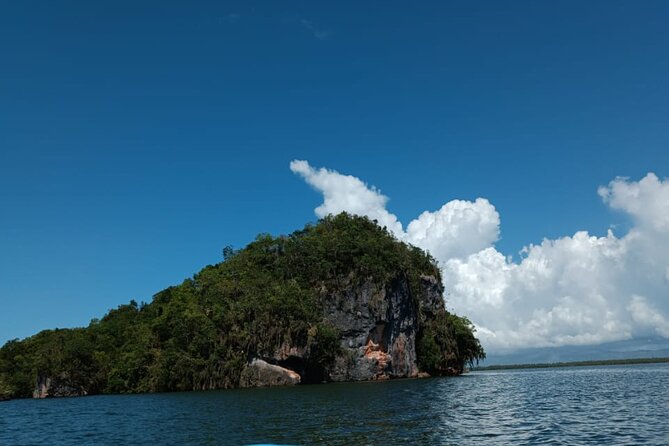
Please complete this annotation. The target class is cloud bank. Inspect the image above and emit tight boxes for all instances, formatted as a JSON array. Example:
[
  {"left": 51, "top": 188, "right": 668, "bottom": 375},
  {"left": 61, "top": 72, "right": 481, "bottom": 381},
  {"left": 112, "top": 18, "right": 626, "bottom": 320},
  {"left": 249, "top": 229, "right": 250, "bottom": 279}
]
[{"left": 291, "top": 161, "right": 669, "bottom": 353}]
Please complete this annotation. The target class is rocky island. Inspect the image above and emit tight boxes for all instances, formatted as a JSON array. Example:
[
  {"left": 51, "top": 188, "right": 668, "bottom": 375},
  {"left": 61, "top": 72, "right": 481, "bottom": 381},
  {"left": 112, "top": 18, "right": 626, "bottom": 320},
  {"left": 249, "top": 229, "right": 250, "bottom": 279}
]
[{"left": 0, "top": 214, "right": 484, "bottom": 400}]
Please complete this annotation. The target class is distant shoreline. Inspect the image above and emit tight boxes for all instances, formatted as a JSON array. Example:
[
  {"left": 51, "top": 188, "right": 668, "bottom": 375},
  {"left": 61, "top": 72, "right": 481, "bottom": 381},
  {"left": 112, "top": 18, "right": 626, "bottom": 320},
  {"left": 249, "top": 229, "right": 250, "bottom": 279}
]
[{"left": 472, "top": 357, "right": 669, "bottom": 371}]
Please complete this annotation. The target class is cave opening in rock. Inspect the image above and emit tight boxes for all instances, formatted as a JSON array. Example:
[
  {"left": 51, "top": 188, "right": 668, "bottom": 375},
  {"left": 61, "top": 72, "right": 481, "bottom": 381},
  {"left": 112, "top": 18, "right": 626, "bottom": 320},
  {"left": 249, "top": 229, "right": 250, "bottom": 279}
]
[
  {"left": 275, "top": 356, "right": 305, "bottom": 375},
  {"left": 301, "top": 363, "right": 328, "bottom": 384},
  {"left": 272, "top": 356, "right": 321, "bottom": 384},
  {"left": 368, "top": 322, "right": 389, "bottom": 350}
]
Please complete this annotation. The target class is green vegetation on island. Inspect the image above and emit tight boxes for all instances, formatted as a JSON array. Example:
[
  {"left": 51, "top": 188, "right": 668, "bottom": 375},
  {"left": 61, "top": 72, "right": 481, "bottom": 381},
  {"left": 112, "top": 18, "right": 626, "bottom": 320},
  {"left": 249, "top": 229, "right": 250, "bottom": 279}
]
[{"left": 0, "top": 214, "right": 484, "bottom": 399}]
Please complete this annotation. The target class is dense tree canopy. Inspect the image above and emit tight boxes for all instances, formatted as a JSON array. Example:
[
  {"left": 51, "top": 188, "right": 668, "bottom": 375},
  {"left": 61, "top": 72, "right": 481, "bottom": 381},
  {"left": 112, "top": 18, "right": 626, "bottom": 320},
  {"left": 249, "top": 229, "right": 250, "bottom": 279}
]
[{"left": 0, "top": 214, "right": 484, "bottom": 399}]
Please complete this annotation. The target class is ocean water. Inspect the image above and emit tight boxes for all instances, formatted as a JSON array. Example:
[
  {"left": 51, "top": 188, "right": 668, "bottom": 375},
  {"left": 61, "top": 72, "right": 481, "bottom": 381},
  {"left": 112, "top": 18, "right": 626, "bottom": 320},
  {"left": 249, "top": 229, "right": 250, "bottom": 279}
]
[{"left": 1, "top": 363, "right": 668, "bottom": 445}]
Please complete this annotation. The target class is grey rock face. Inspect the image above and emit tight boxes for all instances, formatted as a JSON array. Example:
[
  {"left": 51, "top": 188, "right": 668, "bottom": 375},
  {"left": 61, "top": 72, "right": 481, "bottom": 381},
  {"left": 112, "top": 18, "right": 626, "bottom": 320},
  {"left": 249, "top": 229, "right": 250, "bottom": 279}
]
[
  {"left": 249, "top": 274, "right": 444, "bottom": 386},
  {"left": 239, "top": 358, "right": 302, "bottom": 388},
  {"left": 324, "top": 274, "right": 443, "bottom": 382},
  {"left": 33, "top": 375, "right": 88, "bottom": 398}
]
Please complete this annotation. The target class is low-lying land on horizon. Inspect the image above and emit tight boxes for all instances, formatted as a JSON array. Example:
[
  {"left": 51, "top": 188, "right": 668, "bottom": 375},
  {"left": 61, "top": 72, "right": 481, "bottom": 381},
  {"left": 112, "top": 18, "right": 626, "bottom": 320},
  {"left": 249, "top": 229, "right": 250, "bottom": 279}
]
[{"left": 473, "top": 356, "right": 669, "bottom": 371}]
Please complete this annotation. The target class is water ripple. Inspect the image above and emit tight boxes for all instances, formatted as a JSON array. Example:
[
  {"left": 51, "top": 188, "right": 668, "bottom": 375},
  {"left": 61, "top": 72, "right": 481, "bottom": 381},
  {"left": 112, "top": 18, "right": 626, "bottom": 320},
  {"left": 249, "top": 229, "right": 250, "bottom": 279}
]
[{"left": 1, "top": 363, "right": 668, "bottom": 445}]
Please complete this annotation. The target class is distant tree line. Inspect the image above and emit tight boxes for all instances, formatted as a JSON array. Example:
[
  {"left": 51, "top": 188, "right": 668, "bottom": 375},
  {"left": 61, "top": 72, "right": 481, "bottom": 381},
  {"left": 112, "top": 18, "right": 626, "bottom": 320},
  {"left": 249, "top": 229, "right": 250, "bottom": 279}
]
[{"left": 473, "top": 357, "right": 669, "bottom": 371}]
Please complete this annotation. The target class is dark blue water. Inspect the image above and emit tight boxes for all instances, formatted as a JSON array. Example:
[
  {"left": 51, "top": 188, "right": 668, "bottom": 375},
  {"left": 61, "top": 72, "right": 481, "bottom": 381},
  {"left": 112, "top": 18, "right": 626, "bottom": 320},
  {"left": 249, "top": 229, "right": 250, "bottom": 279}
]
[{"left": 2, "top": 363, "right": 668, "bottom": 445}]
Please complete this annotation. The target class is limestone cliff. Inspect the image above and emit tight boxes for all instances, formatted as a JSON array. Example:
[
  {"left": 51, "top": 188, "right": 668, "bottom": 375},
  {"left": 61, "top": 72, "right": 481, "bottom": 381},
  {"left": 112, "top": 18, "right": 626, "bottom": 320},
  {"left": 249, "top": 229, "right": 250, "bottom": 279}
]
[{"left": 246, "top": 273, "right": 454, "bottom": 386}]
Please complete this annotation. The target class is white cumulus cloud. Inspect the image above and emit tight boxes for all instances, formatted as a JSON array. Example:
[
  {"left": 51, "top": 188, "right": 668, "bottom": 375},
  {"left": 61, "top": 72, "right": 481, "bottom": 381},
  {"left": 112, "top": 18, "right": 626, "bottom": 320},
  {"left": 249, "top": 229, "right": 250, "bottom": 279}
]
[
  {"left": 290, "top": 160, "right": 499, "bottom": 261},
  {"left": 442, "top": 230, "right": 634, "bottom": 350},
  {"left": 599, "top": 173, "right": 669, "bottom": 232},
  {"left": 289, "top": 160, "right": 404, "bottom": 236},
  {"left": 628, "top": 295, "right": 669, "bottom": 338},
  {"left": 406, "top": 199, "right": 500, "bottom": 261},
  {"left": 291, "top": 162, "right": 669, "bottom": 353}
]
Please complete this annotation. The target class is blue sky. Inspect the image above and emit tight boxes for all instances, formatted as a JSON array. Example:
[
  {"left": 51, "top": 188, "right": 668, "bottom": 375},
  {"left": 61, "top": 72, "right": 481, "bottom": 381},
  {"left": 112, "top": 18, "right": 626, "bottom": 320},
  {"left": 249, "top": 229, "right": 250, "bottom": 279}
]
[{"left": 1, "top": 1, "right": 668, "bottom": 350}]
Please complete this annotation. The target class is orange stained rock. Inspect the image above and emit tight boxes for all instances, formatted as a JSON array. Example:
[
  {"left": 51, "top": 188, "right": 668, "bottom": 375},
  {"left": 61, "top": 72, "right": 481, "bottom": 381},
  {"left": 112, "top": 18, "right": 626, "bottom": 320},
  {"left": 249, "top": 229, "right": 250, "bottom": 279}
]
[{"left": 364, "top": 339, "right": 390, "bottom": 377}]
